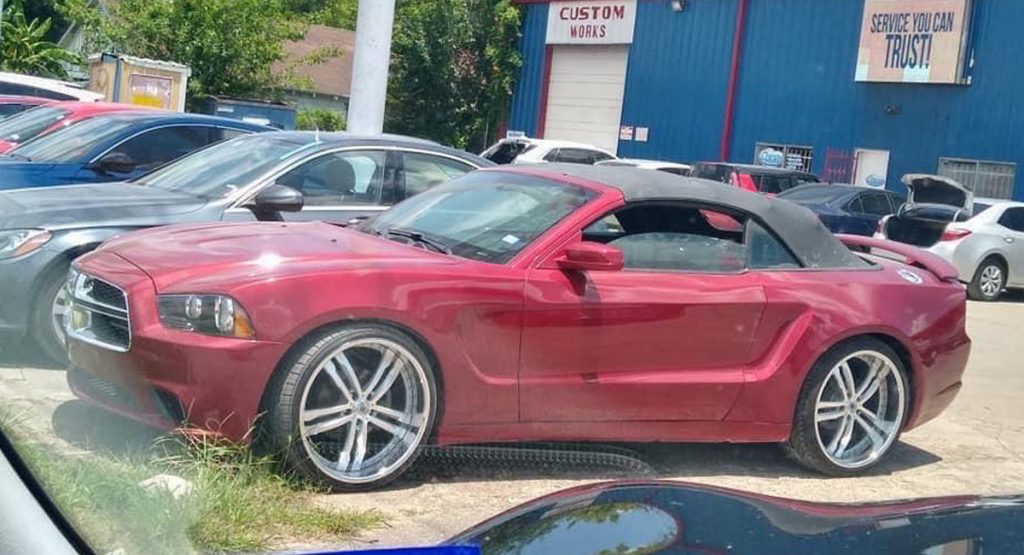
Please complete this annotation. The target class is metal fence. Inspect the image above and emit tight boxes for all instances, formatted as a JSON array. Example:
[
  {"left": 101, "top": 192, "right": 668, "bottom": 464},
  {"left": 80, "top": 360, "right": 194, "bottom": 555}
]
[{"left": 938, "top": 158, "right": 1017, "bottom": 199}]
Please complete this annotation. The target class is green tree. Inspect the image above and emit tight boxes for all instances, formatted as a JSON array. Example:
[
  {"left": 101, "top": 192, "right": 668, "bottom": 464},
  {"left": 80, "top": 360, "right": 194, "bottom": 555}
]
[
  {"left": 0, "top": 0, "right": 80, "bottom": 78},
  {"left": 385, "top": 0, "right": 521, "bottom": 150},
  {"left": 296, "top": 108, "right": 346, "bottom": 131},
  {"left": 283, "top": 0, "right": 358, "bottom": 28},
  {"left": 64, "top": 0, "right": 310, "bottom": 108}
]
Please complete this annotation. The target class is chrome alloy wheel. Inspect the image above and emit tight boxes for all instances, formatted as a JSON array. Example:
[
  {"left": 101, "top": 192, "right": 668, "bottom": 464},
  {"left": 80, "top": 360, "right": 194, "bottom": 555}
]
[
  {"left": 813, "top": 350, "right": 906, "bottom": 469},
  {"left": 51, "top": 286, "right": 69, "bottom": 346},
  {"left": 980, "top": 264, "right": 1003, "bottom": 298},
  {"left": 298, "top": 338, "right": 431, "bottom": 484}
]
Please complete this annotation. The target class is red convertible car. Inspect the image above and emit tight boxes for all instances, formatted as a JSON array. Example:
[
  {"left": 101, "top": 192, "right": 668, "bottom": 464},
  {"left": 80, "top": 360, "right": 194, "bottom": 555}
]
[{"left": 64, "top": 165, "right": 970, "bottom": 490}]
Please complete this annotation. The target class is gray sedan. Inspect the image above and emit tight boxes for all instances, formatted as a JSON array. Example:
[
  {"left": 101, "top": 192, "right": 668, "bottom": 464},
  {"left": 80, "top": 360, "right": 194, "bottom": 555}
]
[{"left": 0, "top": 131, "right": 491, "bottom": 361}]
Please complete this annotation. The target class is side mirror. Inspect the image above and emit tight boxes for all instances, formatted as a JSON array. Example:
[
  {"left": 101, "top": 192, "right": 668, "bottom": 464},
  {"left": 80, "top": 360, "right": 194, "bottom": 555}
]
[
  {"left": 91, "top": 152, "right": 137, "bottom": 174},
  {"left": 247, "top": 184, "right": 304, "bottom": 221},
  {"left": 557, "top": 242, "right": 624, "bottom": 272}
]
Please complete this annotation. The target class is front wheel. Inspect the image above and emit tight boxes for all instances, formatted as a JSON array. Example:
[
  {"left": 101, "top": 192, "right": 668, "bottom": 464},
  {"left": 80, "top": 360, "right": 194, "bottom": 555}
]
[
  {"left": 266, "top": 325, "right": 438, "bottom": 491},
  {"left": 967, "top": 257, "right": 1005, "bottom": 301},
  {"left": 31, "top": 264, "right": 71, "bottom": 365},
  {"left": 785, "top": 338, "right": 909, "bottom": 476}
]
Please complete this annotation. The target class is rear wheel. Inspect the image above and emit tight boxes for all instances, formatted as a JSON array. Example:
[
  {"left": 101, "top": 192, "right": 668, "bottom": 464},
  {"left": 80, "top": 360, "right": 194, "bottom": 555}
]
[
  {"left": 266, "top": 324, "right": 437, "bottom": 491},
  {"left": 967, "top": 257, "right": 1005, "bottom": 301},
  {"left": 785, "top": 338, "right": 909, "bottom": 476}
]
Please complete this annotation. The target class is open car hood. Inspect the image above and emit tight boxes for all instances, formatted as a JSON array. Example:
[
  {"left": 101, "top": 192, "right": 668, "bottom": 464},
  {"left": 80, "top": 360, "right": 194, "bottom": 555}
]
[{"left": 902, "top": 174, "right": 973, "bottom": 211}]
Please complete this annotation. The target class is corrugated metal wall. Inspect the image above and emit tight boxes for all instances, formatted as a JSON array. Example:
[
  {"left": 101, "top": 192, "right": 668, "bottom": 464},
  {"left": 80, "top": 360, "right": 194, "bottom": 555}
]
[
  {"left": 508, "top": 0, "right": 1024, "bottom": 199},
  {"left": 508, "top": 5, "right": 549, "bottom": 137}
]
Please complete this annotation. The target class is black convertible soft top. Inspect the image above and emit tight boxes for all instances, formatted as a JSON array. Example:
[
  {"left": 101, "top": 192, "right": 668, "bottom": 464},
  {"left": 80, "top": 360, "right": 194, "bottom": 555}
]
[{"left": 525, "top": 164, "right": 864, "bottom": 269}]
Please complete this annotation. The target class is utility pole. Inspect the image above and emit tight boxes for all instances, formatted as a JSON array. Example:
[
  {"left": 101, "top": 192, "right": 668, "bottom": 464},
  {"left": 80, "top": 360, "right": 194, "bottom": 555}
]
[{"left": 346, "top": 0, "right": 396, "bottom": 135}]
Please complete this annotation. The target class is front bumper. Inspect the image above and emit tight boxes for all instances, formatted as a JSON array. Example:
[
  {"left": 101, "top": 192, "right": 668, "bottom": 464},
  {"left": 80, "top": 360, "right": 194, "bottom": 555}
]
[{"left": 66, "top": 251, "right": 290, "bottom": 443}]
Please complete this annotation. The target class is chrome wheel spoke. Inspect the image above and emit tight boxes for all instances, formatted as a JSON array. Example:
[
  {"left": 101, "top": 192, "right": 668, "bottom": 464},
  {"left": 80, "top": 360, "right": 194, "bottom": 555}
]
[
  {"left": 334, "top": 352, "right": 364, "bottom": 398},
  {"left": 302, "top": 403, "right": 351, "bottom": 422},
  {"left": 372, "top": 404, "right": 409, "bottom": 422},
  {"left": 368, "top": 359, "right": 405, "bottom": 404},
  {"left": 839, "top": 362, "right": 856, "bottom": 401},
  {"left": 352, "top": 419, "right": 369, "bottom": 469},
  {"left": 856, "top": 364, "right": 887, "bottom": 404},
  {"left": 828, "top": 415, "right": 855, "bottom": 457},
  {"left": 816, "top": 401, "right": 845, "bottom": 423},
  {"left": 367, "top": 414, "right": 403, "bottom": 436},
  {"left": 337, "top": 418, "right": 358, "bottom": 469},
  {"left": 364, "top": 349, "right": 397, "bottom": 396},
  {"left": 304, "top": 413, "right": 355, "bottom": 437},
  {"left": 323, "top": 360, "right": 355, "bottom": 403},
  {"left": 854, "top": 412, "right": 890, "bottom": 451}
]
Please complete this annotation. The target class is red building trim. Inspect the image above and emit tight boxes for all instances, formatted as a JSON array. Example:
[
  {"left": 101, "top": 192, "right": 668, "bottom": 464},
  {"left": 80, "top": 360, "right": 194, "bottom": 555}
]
[
  {"left": 536, "top": 45, "right": 555, "bottom": 138},
  {"left": 719, "top": 0, "right": 749, "bottom": 161}
]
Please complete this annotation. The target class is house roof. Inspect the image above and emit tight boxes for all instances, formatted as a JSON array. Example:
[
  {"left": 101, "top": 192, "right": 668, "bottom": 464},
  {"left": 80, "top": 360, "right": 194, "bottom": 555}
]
[{"left": 274, "top": 25, "right": 355, "bottom": 98}]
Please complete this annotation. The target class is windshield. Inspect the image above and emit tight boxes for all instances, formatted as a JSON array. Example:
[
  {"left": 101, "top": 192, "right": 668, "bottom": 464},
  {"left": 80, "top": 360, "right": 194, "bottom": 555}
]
[
  {"left": 0, "top": 105, "right": 69, "bottom": 143},
  {"left": 137, "top": 134, "right": 313, "bottom": 198},
  {"left": 366, "top": 171, "right": 595, "bottom": 263},
  {"left": 11, "top": 115, "right": 139, "bottom": 162}
]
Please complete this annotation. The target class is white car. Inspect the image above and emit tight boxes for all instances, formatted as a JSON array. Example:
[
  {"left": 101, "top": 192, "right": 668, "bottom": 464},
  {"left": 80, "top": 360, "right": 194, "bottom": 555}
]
[
  {"left": 481, "top": 137, "right": 616, "bottom": 166},
  {"left": 597, "top": 158, "right": 691, "bottom": 176},
  {"left": 875, "top": 173, "right": 1024, "bottom": 301},
  {"left": 0, "top": 72, "right": 103, "bottom": 102}
]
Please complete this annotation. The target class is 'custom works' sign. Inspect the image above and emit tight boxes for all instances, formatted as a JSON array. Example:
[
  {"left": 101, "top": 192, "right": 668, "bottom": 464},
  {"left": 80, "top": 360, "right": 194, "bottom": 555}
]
[
  {"left": 546, "top": 0, "right": 636, "bottom": 45},
  {"left": 856, "top": 0, "right": 971, "bottom": 84}
]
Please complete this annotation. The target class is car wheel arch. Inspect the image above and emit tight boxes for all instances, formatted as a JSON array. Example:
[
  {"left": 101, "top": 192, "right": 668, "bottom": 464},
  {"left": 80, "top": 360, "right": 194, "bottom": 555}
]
[{"left": 254, "top": 317, "right": 447, "bottom": 445}]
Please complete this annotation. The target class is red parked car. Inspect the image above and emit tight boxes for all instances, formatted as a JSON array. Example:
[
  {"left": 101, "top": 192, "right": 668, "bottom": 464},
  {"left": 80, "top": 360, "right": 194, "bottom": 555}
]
[
  {"left": 0, "top": 101, "right": 157, "bottom": 153},
  {"left": 0, "top": 95, "right": 49, "bottom": 119},
  {"left": 65, "top": 165, "right": 970, "bottom": 490}
]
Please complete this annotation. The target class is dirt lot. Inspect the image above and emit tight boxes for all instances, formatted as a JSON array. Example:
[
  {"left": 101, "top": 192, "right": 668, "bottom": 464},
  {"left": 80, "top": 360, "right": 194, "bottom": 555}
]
[{"left": 2, "top": 299, "right": 1023, "bottom": 549}]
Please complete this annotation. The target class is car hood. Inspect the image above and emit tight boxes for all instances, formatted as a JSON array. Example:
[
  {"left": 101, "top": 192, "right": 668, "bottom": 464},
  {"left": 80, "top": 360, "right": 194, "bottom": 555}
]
[
  {"left": 100, "top": 221, "right": 460, "bottom": 292},
  {"left": 449, "top": 481, "right": 1024, "bottom": 554},
  {"left": 0, "top": 182, "right": 209, "bottom": 230},
  {"left": 0, "top": 160, "right": 58, "bottom": 190},
  {"left": 903, "top": 173, "right": 973, "bottom": 210}
]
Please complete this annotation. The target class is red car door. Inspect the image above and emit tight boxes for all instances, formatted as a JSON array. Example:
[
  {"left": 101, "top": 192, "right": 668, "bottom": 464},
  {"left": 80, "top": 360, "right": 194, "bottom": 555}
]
[{"left": 519, "top": 204, "right": 768, "bottom": 422}]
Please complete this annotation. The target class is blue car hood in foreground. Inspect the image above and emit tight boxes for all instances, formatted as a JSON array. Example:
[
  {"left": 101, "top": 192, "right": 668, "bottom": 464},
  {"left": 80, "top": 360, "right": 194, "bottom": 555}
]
[{"left": 444, "top": 481, "right": 1024, "bottom": 554}]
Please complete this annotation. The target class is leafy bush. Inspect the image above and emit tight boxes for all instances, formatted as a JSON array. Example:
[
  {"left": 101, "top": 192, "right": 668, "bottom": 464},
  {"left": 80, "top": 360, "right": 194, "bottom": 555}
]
[{"left": 296, "top": 108, "right": 347, "bottom": 131}]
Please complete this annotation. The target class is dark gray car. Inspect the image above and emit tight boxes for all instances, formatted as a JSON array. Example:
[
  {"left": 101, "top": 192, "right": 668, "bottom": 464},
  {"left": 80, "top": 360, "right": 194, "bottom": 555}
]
[{"left": 0, "top": 131, "right": 492, "bottom": 361}]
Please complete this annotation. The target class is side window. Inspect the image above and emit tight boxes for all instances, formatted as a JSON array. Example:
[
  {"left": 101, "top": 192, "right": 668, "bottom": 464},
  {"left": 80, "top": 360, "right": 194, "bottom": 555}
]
[
  {"left": 104, "top": 126, "right": 210, "bottom": 172},
  {"left": 554, "top": 148, "right": 595, "bottom": 165},
  {"left": 846, "top": 196, "right": 865, "bottom": 214},
  {"left": 756, "top": 175, "right": 788, "bottom": 194},
  {"left": 591, "top": 150, "right": 614, "bottom": 163},
  {"left": 859, "top": 191, "right": 893, "bottom": 216},
  {"left": 998, "top": 207, "right": 1024, "bottom": 232},
  {"left": 583, "top": 204, "right": 748, "bottom": 272},
  {"left": 543, "top": 148, "right": 560, "bottom": 162},
  {"left": 658, "top": 167, "right": 689, "bottom": 176},
  {"left": 747, "top": 220, "right": 800, "bottom": 269},
  {"left": 400, "top": 152, "right": 474, "bottom": 200},
  {"left": 276, "top": 150, "right": 385, "bottom": 206}
]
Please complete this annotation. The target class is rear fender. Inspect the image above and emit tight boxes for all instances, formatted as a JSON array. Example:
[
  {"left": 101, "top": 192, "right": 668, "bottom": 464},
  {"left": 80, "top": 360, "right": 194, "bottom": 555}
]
[{"left": 837, "top": 234, "right": 959, "bottom": 282}]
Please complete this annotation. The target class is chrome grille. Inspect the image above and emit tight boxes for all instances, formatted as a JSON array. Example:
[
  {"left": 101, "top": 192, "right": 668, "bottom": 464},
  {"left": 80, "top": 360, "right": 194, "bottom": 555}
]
[{"left": 66, "top": 269, "right": 131, "bottom": 352}]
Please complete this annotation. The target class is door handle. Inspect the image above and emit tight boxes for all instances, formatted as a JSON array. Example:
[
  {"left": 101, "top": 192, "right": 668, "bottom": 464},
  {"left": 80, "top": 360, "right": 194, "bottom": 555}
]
[{"left": 1004, "top": 236, "right": 1015, "bottom": 243}]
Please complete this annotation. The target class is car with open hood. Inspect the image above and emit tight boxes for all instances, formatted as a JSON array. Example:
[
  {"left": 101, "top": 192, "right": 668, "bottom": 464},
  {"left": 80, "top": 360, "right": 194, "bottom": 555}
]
[
  {"left": 875, "top": 174, "right": 1023, "bottom": 301},
  {"left": 65, "top": 165, "right": 970, "bottom": 491},
  {"left": 0, "top": 131, "right": 490, "bottom": 362}
]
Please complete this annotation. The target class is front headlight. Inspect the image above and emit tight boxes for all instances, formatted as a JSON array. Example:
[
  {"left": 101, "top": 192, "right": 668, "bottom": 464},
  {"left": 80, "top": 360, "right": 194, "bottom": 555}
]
[
  {"left": 0, "top": 229, "right": 51, "bottom": 259},
  {"left": 157, "top": 294, "right": 255, "bottom": 339}
]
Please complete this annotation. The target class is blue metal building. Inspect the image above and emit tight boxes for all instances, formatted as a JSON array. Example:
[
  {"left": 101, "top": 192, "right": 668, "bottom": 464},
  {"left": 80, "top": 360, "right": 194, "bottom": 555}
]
[{"left": 508, "top": 0, "right": 1024, "bottom": 200}]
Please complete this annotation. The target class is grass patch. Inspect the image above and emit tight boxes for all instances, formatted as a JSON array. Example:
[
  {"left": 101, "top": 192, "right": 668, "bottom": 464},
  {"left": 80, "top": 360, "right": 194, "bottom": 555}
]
[{"left": 0, "top": 409, "right": 381, "bottom": 554}]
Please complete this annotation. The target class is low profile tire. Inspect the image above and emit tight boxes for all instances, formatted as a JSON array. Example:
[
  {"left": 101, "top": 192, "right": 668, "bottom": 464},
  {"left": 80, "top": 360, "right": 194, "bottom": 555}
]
[
  {"left": 967, "top": 257, "right": 1006, "bottom": 302},
  {"left": 266, "top": 324, "right": 438, "bottom": 492},
  {"left": 785, "top": 338, "right": 909, "bottom": 477},
  {"left": 30, "top": 264, "right": 71, "bottom": 365}
]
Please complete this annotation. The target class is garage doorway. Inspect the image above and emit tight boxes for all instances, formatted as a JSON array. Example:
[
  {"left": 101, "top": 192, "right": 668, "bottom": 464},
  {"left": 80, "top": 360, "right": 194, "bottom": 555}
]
[
  {"left": 543, "top": 45, "right": 629, "bottom": 154},
  {"left": 853, "top": 149, "right": 891, "bottom": 189}
]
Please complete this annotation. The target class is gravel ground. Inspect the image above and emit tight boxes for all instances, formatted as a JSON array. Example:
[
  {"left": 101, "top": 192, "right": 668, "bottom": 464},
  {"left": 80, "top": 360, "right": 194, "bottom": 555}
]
[{"left": 2, "top": 299, "right": 1023, "bottom": 550}]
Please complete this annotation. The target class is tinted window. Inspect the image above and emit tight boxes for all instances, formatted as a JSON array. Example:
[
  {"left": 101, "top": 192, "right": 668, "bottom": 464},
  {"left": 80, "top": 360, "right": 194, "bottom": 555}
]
[
  {"left": 400, "top": 152, "right": 474, "bottom": 199},
  {"left": 658, "top": 167, "right": 689, "bottom": 176},
  {"left": 104, "top": 126, "right": 212, "bottom": 172},
  {"left": 591, "top": 151, "right": 614, "bottom": 162},
  {"left": 278, "top": 150, "right": 386, "bottom": 206},
  {"left": 0, "top": 104, "right": 29, "bottom": 117},
  {"left": 543, "top": 148, "right": 560, "bottom": 162},
  {"left": 584, "top": 204, "right": 748, "bottom": 272},
  {"left": 554, "top": 148, "right": 596, "bottom": 165},
  {"left": 485, "top": 141, "right": 533, "bottom": 164},
  {"left": 214, "top": 127, "right": 250, "bottom": 142},
  {"left": 690, "top": 163, "right": 732, "bottom": 183},
  {"left": 998, "top": 207, "right": 1024, "bottom": 232},
  {"left": 859, "top": 191, "right": 893, "bottom": 216},
  {"left": 748, "top": 220, "right": 800, "bottom": 269},
  {"left": 0, "top": 82, "right": 76, "bottom": 100},
  {"left": 846, "top": 195, "right": 865, "bottom": 214},
  {"left": 754, "top": 174, "right": 794, "bottom": 194}
]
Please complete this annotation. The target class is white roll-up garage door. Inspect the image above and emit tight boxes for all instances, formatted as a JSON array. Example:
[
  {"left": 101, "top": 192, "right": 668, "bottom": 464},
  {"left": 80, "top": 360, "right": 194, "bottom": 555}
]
[{"left": 543, "top": 45, "right": 629, "bottom": 154}]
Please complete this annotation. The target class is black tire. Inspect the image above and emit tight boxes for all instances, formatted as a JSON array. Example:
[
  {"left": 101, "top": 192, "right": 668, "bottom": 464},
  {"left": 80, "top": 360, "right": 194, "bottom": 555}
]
[
  {"left": 264, "top": 324, "right": 438, "bottom": 492},
  {"left": 967, "top": 257, "right": 1006, "bottom": 301},
  {"left": 784, "top": 337, "right": 909, "bottom": 477},
  {"left": 30, "top": 264, "right": 71, "bottom": 366}
]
